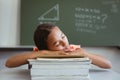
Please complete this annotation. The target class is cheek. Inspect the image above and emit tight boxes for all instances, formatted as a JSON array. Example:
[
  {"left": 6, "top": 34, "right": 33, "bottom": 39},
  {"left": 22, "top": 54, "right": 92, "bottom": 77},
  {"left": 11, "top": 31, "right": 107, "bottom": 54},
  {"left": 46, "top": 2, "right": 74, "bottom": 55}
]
[
  {"left": 55, "top": 46, "right": 64, "bottom": 51},
  {"left": 50, "top": 46, "right": 64, "bottom": 51}
]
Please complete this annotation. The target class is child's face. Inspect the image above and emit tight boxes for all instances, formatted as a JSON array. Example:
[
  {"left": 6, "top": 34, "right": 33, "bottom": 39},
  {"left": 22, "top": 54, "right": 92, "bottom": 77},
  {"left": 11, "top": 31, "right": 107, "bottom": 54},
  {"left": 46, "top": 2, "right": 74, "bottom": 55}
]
[{"left": 47, "top": 26, "right": 69, "bottom": 51}]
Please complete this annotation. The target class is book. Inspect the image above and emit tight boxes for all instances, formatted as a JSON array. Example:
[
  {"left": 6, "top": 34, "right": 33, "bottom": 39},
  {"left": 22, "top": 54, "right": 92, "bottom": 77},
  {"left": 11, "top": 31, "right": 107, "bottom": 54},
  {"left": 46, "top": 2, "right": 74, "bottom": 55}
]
[
  {"left": 31, "top": 75, "right": 90, "bottom": 80},
  {"left": 28, "top": 57, "right": 91, "bottom": 80},
  {"left": 30, "top": 64, "right": 91, "bottom": 69},
  {"left": 30, "top": 68, "right": 89, "bottom": 76},
  {"left": 28, "top": 57, "right": 91, "bottom": 65},
  {"left": 37, "top": 57, "right": 90, "bottom": 61},
  {"left": 36, "top": 55, "right": 85, "bottom": 58}
]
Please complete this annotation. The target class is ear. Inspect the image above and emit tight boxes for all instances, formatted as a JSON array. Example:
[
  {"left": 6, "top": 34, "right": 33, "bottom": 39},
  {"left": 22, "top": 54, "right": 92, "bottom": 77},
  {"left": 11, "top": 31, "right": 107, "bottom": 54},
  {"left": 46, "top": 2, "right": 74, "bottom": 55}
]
[{"left": 33, "top": 47, "right": 39, "bottom": 51}]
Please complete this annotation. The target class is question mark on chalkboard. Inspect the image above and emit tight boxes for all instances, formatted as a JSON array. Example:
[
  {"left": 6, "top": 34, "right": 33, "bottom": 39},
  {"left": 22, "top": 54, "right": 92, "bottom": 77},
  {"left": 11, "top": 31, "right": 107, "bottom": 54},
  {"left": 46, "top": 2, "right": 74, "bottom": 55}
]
[{"left": 101, "top": 14, "right": 108, "bottom": 23}]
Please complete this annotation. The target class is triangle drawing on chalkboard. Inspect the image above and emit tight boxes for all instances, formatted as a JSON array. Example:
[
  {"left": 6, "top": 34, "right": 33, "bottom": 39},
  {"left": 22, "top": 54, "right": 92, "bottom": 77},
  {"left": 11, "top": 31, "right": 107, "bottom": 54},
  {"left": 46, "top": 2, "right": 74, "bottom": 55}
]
[{"left": 38, "top": 4, "right": 59, "bottom": 21}]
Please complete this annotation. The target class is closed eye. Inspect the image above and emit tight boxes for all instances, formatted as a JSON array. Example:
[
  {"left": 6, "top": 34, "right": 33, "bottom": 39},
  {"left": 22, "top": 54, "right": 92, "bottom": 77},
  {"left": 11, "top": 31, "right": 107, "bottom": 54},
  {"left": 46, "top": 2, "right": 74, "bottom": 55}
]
[
  {"left": 61, "top": 33, "right": 66, "bottom": 39},
  {"left": 62, "top": 35, "right": 65, "bottom": 39},
  {"left": 55, "top": 42, "right": 60, "bottom": 47}
]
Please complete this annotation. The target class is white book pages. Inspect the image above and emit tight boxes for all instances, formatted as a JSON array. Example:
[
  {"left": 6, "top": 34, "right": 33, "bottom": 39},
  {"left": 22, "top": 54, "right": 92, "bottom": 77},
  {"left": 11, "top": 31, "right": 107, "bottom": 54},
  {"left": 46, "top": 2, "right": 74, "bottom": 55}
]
[
  {"left": 30, "top": 68, "right": 89, "bottom": 76},
  {"left": 31, "top": 64, "right": 91, "bottom": 69},
  {"left": 29, "top": 61, "right": 91, "bottom": 65},
  {"left": 36, "top": 57, "right": 90, "bottom": 61},
  {"left": 28, "top": 59, "right": 91, "bottom": 65},
  {"left": 31, "top": 75, "right": 90, "bottom": 80}
]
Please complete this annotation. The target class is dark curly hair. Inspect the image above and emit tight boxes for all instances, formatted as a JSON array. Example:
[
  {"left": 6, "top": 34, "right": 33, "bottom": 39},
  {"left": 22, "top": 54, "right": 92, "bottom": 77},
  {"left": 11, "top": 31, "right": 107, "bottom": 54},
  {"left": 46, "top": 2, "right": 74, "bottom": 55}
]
[{"left": 34, "top": 23, "right": 56, "bottom": 50}]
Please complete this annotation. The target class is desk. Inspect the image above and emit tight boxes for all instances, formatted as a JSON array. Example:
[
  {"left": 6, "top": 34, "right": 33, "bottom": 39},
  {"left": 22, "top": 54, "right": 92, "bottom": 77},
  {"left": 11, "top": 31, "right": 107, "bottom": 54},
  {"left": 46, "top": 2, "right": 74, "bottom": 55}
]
[{"left": 0, "top": 68, "right": 120, "bottom": 80}]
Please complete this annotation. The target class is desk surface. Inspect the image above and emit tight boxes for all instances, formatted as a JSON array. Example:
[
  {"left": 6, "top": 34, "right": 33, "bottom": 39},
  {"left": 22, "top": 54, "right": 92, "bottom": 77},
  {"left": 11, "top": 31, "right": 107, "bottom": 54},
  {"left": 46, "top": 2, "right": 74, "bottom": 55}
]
[{"left": 0, "top": 68, "right": 120, "bottom": 80}]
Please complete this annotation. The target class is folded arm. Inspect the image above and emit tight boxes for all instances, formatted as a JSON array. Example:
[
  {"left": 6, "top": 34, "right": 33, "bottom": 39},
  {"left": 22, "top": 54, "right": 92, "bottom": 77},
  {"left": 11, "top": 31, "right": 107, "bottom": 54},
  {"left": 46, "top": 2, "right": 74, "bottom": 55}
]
[
  {"left": 5, "top": 50, "right": 67, "bottom": 68},
  {"left": 5, "top": 49, "right": 112, "bottom": 69}
]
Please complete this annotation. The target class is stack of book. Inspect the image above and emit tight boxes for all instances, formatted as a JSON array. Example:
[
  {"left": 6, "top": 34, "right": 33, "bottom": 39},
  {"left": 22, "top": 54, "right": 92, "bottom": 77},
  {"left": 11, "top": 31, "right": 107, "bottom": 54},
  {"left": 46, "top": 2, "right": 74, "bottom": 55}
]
[{"left": 28, "top": 55, "right": 91, "bottom": 80}]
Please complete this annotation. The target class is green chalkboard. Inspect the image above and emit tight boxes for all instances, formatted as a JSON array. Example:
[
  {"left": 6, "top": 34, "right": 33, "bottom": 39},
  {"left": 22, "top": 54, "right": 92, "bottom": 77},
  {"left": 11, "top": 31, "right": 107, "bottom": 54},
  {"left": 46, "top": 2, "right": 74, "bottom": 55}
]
[{"left": 20, "top": 0, "right": 120, "bottom": 46}]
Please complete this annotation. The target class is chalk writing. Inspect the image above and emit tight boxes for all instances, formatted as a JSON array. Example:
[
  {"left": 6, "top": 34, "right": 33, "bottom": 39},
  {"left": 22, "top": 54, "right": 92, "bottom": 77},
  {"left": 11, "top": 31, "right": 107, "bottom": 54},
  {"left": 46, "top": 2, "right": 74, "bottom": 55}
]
[
  {"left": 38, "top": 4, "right": 59, "bottom": 24},
  {"left": 75, "top": 7, "right": 107, "bottom": 33}
]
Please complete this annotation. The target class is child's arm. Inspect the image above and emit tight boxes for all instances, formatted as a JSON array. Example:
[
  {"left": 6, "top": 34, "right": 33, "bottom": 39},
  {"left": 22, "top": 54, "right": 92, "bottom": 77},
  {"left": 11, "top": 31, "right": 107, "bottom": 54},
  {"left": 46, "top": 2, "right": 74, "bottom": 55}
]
[
  {"left": 67, "top": 48, "right": 112, "bottom": 69},
  {"left": 6, "top": 49, "right": 112, "bottom": 69},
  {"left": 5, "top": 50, "right": 66, "bottom": 68},
  {"left": 85, "top": 52, "right": 112, "bottom": 69}
]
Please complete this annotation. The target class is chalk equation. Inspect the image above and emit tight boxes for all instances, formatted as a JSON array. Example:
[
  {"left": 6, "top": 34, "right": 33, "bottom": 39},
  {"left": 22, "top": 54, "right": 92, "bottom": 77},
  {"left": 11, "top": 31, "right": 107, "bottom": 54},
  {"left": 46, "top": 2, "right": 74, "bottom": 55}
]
[{"left": 75, "top": 7, "right": 108, "bottom": 33}]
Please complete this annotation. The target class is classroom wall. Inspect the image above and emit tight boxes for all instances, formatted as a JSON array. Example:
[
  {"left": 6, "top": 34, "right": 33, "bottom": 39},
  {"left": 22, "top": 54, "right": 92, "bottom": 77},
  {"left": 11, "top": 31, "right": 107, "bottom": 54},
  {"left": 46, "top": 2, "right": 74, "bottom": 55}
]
[
  {"left": 0, "top": 0, "right": 119, "bottom": 46},
  {"left": 0, "top": 0, "right": 20, "bottom": 46},
  {"left": 20, "top": 0, "right": 120, "bottom": 46}
]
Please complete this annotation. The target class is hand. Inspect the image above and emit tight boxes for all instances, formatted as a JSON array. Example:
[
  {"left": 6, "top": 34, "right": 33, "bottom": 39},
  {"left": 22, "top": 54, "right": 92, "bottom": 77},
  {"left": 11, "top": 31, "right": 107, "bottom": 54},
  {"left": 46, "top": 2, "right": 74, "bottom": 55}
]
[
  {"left": 33, "top": 47, "right": 39, "bottom": 51},
  {"left": 63, "top": 44, "right": 80, "bottom": 52},
  {"left": 65, "top": 48, "right": 86, "bottom": 57}
]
